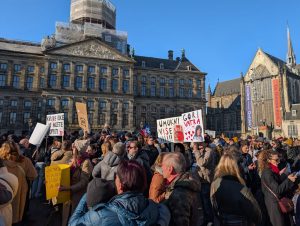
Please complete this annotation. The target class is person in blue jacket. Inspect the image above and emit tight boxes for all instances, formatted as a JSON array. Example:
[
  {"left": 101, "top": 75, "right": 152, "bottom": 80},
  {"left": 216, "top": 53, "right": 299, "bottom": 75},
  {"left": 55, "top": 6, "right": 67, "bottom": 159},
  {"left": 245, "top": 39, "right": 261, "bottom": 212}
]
[{"left": 68, "top": 159, "right": 170, "bottom": 226}]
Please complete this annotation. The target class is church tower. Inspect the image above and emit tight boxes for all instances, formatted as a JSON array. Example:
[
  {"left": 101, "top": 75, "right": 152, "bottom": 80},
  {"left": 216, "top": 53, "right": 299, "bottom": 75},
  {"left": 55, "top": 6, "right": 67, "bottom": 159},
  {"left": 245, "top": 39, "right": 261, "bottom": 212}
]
[{"left": 286, "top": 27, "right": 296, "bottom": 68}]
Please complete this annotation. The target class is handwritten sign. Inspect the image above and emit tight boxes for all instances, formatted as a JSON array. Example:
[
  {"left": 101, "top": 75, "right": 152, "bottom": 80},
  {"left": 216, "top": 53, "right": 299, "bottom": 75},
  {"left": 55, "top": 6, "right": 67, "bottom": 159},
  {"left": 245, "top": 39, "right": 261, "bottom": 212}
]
[
  {"left": 29, "top": 123, "right": 50, "bottom": 146},
  {"left": 45, "top": 164, "right": 70, "bottom": 204},
  {"left": 182, "top": 110, "right": 204, "bottom": 142},
  {"left": 75, "top": 102, "right": 89, "bottom": 132},
  {"left": 157, "top": 117, "right": 183, "bottom": 143},
  {"left": 46, "top": 113, "right": 64, "bottom": 136}
]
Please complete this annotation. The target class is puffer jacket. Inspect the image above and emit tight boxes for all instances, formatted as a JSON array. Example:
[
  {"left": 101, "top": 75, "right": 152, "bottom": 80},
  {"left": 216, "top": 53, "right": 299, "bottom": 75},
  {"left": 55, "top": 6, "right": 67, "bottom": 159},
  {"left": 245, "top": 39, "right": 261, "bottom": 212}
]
[
  {"left": 92, "top": 151, "right": 123, "bottom": 180},
  {"left": 0, "top": 166, "right": 18, "bottom": 226},
  {"left": 68, "top": 192, "right": 170, "bottom": 226},
  {"left": 164, "top": 172, "right": 202, "bottom": 226}
]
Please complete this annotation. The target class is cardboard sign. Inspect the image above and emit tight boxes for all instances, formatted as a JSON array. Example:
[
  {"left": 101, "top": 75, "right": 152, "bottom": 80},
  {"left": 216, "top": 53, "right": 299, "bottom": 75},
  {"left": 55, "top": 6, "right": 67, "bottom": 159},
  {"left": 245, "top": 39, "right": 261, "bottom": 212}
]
[
  {"left": 46, "top": 113, "right": 64, "bottom": 136},
  {"left": 157, "top": 117, "right": 183, "bottom": 143},
  {"left": 182, "top": 110, "right": 204, "bottom": 142},
  {"left": 75, "top": 102, "right": 89, "bottom": 132},
  {"left": 29, "top": 123, "right": 50, "bottom": 146},
  {"left": 45, "top": 164, "right": 70, "bottom": 204}
]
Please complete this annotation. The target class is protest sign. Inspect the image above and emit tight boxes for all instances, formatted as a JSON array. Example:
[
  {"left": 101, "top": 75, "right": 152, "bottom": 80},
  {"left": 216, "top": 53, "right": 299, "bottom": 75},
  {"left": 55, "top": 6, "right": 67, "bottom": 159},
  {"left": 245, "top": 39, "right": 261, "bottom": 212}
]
[
  {"left": 45, "top": 164, "right": 70, "bottom": 204},
  {"left": 75, "top": 102, "right": 89, "bottom": 132},
  {"left": 182, "top": 109, "right": 204, "bottom": 142},
  {"left": 29, "top": 123, "right": 50, "bottom": 146},
  {"left": 157, "top": 117, "right": 183, "bottom": 143},
  {"left": 46, "top": 113, "right": 64, "bottom": 136},
  {"left": 205, "top": 130, "right": 216, "bottom": 138}
]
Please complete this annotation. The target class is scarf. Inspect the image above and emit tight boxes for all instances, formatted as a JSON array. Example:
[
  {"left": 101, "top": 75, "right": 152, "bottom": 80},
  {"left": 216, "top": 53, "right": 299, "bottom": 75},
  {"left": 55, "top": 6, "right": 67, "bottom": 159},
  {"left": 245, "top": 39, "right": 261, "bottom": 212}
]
[{"left": 269, "top": 163, "right": 280, "bottom": 175}]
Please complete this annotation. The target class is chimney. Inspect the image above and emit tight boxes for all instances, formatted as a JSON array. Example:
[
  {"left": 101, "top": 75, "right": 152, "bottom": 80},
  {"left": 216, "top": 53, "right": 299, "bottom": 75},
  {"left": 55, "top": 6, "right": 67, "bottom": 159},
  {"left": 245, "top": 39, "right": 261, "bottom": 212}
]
[{"left": 168, "top": 50, "right": 174, "bottom": 60}]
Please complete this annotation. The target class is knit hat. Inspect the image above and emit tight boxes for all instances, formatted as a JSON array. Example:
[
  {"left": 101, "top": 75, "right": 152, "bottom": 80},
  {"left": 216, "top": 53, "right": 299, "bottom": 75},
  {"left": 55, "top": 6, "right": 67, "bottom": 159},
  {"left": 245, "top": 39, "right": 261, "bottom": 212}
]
[
  {"left": 112, "top": 142, "right": 126, "bottom": 156},
  {"left": 74, "top": 139, "right": 89, "bottom": 153},
  {"left": 86, "top": 178, "right": 116, "bottom": 208}
]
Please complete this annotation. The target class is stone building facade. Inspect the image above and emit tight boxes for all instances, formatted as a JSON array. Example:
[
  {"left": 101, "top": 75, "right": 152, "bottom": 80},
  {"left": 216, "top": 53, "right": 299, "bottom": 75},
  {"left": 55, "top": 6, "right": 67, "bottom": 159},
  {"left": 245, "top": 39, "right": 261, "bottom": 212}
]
[{"left": 206, "top": 78, "right": 241, "bottom": 137}]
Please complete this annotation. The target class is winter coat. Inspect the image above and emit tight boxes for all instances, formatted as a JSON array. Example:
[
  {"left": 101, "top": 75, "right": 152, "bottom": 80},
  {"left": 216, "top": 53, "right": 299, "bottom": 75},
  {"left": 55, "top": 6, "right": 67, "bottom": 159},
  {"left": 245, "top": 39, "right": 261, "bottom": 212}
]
[
  {"left": 210, "top": 175, "right": 262, "bottom": 226},
  {"left": 194, "top": 147, "right": 217, "bottom": 184},
  {"left": 92, "top": 151, "right": 123, "bottom": 180},
  {"left": 142, "top": 144, "right": 159, "bottom": 167},
  {"left": 261, "top": 167, "right": 295, "bottom": 226},
  {"left": 4, "top": 157, "right": 37, "bottom": 223},
  {"left": 0, "top": 167, "right": 18, "bottom": 226},
  {"left": 51, "top": 149, "right": 73, "bottom": 165},
  {"left": 68, "top": 192, "right": 171, "bottom": 226},
  {"left": 149, "top": 171, "right": 166, "bottom": 203},
  {"left": 164, "top": 172, "right": 202, "bottom": 226}
]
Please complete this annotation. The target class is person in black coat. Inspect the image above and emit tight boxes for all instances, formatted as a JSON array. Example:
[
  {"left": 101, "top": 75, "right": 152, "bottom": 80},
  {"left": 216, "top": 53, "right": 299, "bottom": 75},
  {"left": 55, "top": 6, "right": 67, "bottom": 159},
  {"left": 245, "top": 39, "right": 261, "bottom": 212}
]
[
  {"left": 141, "top": 136, "right": 159, "bottom": 167},
  {"left": 258, "top": 149, "right": 297, "bottom": 226}
]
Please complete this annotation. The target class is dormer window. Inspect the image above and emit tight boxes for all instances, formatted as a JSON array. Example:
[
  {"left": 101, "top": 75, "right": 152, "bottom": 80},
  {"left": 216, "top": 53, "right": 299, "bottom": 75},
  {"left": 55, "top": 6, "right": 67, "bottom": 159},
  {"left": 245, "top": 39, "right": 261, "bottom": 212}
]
[
  {"left": 292, "top": 110, "right": 297, "bottom": 117},
  {"left": 160, "top": 63, "right": 164, "bottom": 69},
  {"left": 142, "top": 61, "right": 146, "bottom": 68},
  {"left": 187, "top": 65, "right": 192, "bottom": 71}
]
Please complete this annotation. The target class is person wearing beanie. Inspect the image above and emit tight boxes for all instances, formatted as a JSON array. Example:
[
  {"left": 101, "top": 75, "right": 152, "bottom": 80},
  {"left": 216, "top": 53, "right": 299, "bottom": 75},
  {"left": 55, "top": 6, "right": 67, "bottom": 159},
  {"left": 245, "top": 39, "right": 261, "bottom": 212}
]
[{"left": 92, "top": 142, "right": 125, "bottom": 180}]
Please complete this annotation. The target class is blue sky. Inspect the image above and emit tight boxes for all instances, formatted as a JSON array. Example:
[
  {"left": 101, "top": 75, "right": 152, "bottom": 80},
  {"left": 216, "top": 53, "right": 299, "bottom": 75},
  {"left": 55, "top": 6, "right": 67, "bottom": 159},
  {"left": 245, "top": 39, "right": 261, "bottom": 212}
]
[{"left": 1, "top": 0, "right": 300, "bottom": 90}]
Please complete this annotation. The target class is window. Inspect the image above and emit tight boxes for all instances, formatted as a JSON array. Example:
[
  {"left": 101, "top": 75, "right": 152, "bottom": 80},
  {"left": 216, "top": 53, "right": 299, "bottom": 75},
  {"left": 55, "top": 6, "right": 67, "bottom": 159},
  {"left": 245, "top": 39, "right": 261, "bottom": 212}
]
[
  {"left": 63, "top": 75, "right": 70, "bottom": 88},
  {"left": 9, "top": 112, "right": 16, "bottom": 124},
  {"left": 75, "top": 76, "right": 83, "bottom": 89},
  {"left": 169, "top": 88, "right": 174, "bottom": 97},
  {"left": 88, "top": 113, "right": 93, "bottom": 123},
  {"left": 188, "top": 89, "right": 193, "bottom": 98},
  {"left": 133, "top": 78, "right": 137, "bottom": 95},
  {"left": 179, "top": 79, "right": 184, "bottom": 86},
  {"left": 105, "top": 35, "right": 112, "bottom": 42},
  {"left": 40, "top": 67, "right": 45, "bottom": 73},
  {"left": 47, "top": 99, "right": 55, "bottom": 106},
  {"left": 160, "top": 63, "right": 164, "bottom": 69},
  {"left": 24, "top": 101, "right": 32, "bottom": 108},
  {"left": 151, "top": 107, "right": 156, "bottom": 112},
  {"left": 0, "top": 100, "right": 3, "bottom": 106},
  {"left": 61, "top": 99, "right": 69, "bottom": 108},
  {"left": 292, "top": 110, "right": 297, "bottom": 117},
  {"left": 63, "top": 64, "right": 70, "bottom": 71},
  {"left": 111, "top": 114, "right": 117, "bottom": 126},
  {"left": 12, "top": 75, "right": 20, "bottom": 88},
  {"left": 188, "top": 79, "right": 193, "bottom": 86},
  {"left": 14, "top": 64, "right": 21, "bottom": 72},
  {"left": 49, "top": 75, "right": 57, "bottom": 88},
  {"left": 87, "top": 100, "right": 94, "bottom": 110},
  {"left": 88, "top": 77, "right": 95, "bottom": 90},
  {"left": 151, "top": 77, "right": 156, "bottom": 84},
  {"left": 112, "top": 79, "right": 118, "bottom": 92},
  {"left": 40, "top": 77, "right": 45, "bottom": 88},
  {"left": 64, "top": 112, "right": 68, "bottom": 124},
  {"left": 88, "top": 66, "right": 95, "bottom": 73},
  {"left": 197, "top": 89, "right": 202, "bottom": 98},
  {"left": 141, "top": 85, "right": 146, "bottom": 96},
  {"left": 76, "top": 65, "right": 83, "bottom": 72},
  {"left": 169, "top": 79, "right": 174, "bottom": 86},
  {"left": 0, "top": 75, "right": 6, "bottom": 87},
  {"left": 38, "top": 101, "right": 42, "bottom": 108},
  {"left": 142, "top": 61, "right": 146, "bottom": 68},
  {"left": 187, "top": 65, "right": 192, "bottom": 71},
  {"left": 288, "top": 125, "right": 298, "bottom": 137},
  {"left": 23, "top": 112, "right": 30, "bottom": 123},
  {"left": 27, "top": 66, "right": 34, "bottom": 73},
  {"left": 100, "top": 101, "right": 106, "bottom": 109},
  {"left": 123, "top": 102, "right": 129, "bottom": 110},
  {"left": 0, "top": 112, "right": 2, "bottom": 124},
  {"left": 123, "top": 69, "right": 129, "bottom": 77},
  {"left": 26, "top": 76, "right": 33, "bottom": 90},
  {"left": 0, "top": 63, "right": 7, "bottom": 70},
  {"left": 73, "top": 111, "right": 78, "bottom": 124},
  {"left": 122, "top": 114, "right": 128, "bottom": 126},
  {"left": 100, "top": 67, "right": 107, "bottom": 75},
  {"left": 160, "top": 87, "right": 165, "bottom": 97},
  {"left": 112, "top": 68, "right": 119, "bottom": 76},
  {"left": 179, "top": 88, "right": 184, "bottom": 97},
  {"left": 197, "top": 79, "right": 201, "bottom": 86},
  {"left": 112, "top": 102, "right": 118, "bottom": 110},
  {"left": 99, "top": 114, "right": 105, "bottom": 125},
  {"left": 123, "top": 80, "right": 129, "bottom": 93},
  {"left": 50, "top": 62, "right": 57, "bottom": 70},
  {"left": 37, "top": 113, "right": 41, "bottom": 121},
  {"left": 142, "top": 106, "right": 147, "bottom": 112},
  {"left": 11, "top": 100, "right": 17, "bottom": 107},
  {"left": 150, "top": 86, "right": 156, "bottom": 97},
  {"left": 141, "top": 76, "right": 147, "bottom": 83},
  {"left": 160, "top": 78, "right": 165, "bottom": 85},
  {"left": 100, "top": 78, "right": 107, "bottom": 91}
]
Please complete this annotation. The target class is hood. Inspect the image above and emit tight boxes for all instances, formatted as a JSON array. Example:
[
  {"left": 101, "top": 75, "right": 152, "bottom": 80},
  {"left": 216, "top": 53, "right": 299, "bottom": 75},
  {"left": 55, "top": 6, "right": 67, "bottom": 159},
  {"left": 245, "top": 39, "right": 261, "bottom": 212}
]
[
  {"left": 0, "top": 167, "right": 18, "bottom": 197},
  {"left": 103, "top": 151, "right": 122, "bottom": 167},
  {"left": 108, "top": 192, "right": 158, "bottom": 226},
  {"left": 173, "top": 172, "right": 200, "bottom": 192}
]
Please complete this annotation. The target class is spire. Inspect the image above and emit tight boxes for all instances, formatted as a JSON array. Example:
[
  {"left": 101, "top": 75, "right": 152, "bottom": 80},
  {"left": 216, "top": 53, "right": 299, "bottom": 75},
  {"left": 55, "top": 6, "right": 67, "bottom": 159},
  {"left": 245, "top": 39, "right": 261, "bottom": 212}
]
[
  {"left": 287, "top": 26, "right": 296, "bottom": 68},
  {"left": 207, "top": 84, "right": 211, "bottom": 94}
]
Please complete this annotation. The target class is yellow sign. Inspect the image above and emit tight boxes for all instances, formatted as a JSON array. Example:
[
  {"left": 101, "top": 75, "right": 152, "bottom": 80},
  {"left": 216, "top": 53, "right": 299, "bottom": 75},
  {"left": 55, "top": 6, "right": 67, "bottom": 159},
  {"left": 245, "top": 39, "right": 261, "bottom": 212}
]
[
  {"left": 45, "top": 164, "right": 70, "bottom": 204},
  {"left": 75, "top": 102, "right": 89, "bottom": 132}
]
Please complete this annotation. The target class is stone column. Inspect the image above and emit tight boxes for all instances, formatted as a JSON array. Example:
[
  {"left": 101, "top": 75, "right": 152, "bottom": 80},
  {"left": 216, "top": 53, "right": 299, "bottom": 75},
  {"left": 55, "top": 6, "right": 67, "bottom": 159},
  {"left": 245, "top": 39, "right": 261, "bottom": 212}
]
[
  {"left": 118, "top": 67, "right": 123, "bottom": 94},
  {"left": 44, "top": 61, "right": 49, "bottom": 88},
  {"left": 129, "top": 67, "right": 134, "bottom": 95},
  {"left": 20, "top": 63, "right": 26, "bottom": 90},
  {"left": 94, "top": 98, "right": 99, "bottom": 126},
  {"left": 128, "top": 100, "right": 134, "bottom": 130},
  {"left": 33, "top": 62, "right": 39, "bottom": 90},
  {"left": 70, "top": 62, "right": 75, "bottom": 90},
  {"left": 117, "top": 99, "right": 123, "bottom": 129},
  {"left": 68, "top": 97, "right": 74, "bottom": 125},
  {"left": 95, "top": 64, "right": 100, "bottom": 91},
  {"left": 7, "top": 60, "right": 13, "bottom": 86},
  {"left": 55, "top": 97, "right": 61, "bottom": 113},
  {"left": 106, "top": 99, "right": 111, "bottom": 126},
  {"left": 56, "top": 60, "right": 62, "bottom": 89},
  {"left": 107, "top": 65, "right": 112, "bottom": 92},
  {"left": 82, "top": 63, "right": 88, "bottom": 92}
]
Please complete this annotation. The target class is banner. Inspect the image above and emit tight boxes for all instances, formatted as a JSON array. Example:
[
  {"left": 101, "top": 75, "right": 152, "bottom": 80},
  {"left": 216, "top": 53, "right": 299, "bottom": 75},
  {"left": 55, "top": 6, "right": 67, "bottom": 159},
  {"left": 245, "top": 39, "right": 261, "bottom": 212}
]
[
  {"left": 157, "top": 117, "right": 183, "bottom": 143},
  {"left": 272, "top": 79, "right": 282, "bottom": 128},
  {"left": 29, "top": 123, "right": 50, "bottom": 146},
  {"left": 205, "top": 130, "right": 216, "bottom": 138},
  {"left": 245, "top": 85, "right": 252, "bottom": 128},
  {"left": 46, "top": 113, "right": 64, "bottom": 136},
  {"left": 182, "top": 110, "right": 204, "bottom": 142},
  {"left": 75, "top": 102, "right": 89, "bottom": 132},
  {"left": 45, "top": 164, "right": 70, "bottom": 204}
]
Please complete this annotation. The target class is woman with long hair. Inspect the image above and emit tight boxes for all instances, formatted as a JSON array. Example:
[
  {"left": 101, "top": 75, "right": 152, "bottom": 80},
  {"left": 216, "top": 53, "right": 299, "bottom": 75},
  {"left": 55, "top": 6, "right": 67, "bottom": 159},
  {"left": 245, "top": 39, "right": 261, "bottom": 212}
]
[
  {"left": 0, "top": 141, "right": 37, "bottom": 224},
  {"left": 258, "top": 149, "right": 297, "bottom": 226},
  {"left": 211, "top": 153, "right": 261, "bottom": 226}
]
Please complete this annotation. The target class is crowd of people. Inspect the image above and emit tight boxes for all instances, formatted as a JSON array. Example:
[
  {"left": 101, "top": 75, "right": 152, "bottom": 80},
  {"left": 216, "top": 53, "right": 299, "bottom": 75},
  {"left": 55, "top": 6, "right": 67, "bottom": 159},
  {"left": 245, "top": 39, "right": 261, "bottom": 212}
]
[{"left": 0, "top": 128, "right": 300, "bottom": 226}]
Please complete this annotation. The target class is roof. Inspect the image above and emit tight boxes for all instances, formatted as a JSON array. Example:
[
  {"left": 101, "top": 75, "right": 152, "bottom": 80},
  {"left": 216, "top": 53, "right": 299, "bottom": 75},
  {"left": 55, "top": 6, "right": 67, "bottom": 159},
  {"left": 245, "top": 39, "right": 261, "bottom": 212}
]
[
  {"left": 264, "top": 52, "right": 286, "bottom": 67},
  {"left": 213, "top": 78, "right": 240, "bottom": 97},
  {"left": 285, "top": 104, "right": 300, "bottom": 120},
  {"left": 0, "top": 38, "right": 42, "bottom": 55},
  {"left": 133, "top": 55, "right": 202, "bottom": 72}
]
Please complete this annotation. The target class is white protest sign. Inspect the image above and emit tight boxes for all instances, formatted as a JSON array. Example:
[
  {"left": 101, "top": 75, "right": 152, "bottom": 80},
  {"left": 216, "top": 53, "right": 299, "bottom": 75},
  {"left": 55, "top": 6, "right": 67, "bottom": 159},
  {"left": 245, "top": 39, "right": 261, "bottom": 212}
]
[
  {"left": 29, "top": 123, "right": 50, "bottom": 146},
  {"left": 205, "top": 130, "right": 216, "bottom": 138},
  {"left": 182, "top": 109, "right": 204, "bottom": 142},
  {"left": 46, "top": 113, "right": 64, "bottom": 136},
  {"left": 157, "top": 117, "right": 184, "bottom": 143}
]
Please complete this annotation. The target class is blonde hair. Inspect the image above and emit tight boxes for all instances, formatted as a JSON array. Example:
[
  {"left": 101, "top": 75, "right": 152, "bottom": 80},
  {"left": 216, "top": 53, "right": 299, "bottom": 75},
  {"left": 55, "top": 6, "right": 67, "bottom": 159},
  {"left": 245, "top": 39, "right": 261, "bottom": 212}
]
[
  {"left": 214, "top": 153, "right": 245, "bottom": 185},
  {"left": 154, "top": 152, "right": 167, "bottom": 167},
  {"left": 0, "top": 141, "right": 24, "bottom": 163},
  {"left": 101, "top": 141, "right": 112, "bottom": 156}
]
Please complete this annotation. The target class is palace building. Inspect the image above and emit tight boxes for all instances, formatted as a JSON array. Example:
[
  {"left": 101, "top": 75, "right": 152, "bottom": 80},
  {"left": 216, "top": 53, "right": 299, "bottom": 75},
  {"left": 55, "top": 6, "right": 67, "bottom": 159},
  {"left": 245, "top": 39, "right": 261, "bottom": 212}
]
[{"left": 0, "top": 0, "right": 206, "bottom": 135}]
